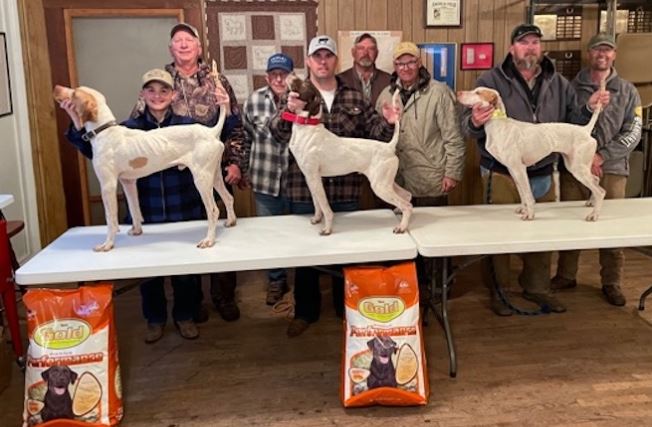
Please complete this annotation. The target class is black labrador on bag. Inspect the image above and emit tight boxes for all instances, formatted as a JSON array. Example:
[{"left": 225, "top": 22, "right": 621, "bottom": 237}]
[
  {"left": 367, "top": 336, "right": 398, "bottom": 389},
  {"left": 40, "top": 365, "right": 78, "bottom": 422}
]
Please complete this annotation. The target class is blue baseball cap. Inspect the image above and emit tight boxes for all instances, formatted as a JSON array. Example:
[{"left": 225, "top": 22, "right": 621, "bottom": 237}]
[{"left": 266, "top": 53, "right": 294, "bottom": 73}]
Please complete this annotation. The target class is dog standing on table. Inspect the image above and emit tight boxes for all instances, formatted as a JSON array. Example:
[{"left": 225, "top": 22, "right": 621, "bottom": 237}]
[
  {"left": 457, "top": 86, "right": 606, "bottom": 221},
  {"left": 53, "top": 85, "right": 236, "bottom": 251},
  {"left": 283, "top": 75, "right": 412, "bottom": 235}
]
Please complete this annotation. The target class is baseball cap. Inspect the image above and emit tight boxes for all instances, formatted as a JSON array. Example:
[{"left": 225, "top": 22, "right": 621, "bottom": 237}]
[
  {"left": 308, "top": 35, "right": 337, "bottom": 56},
  {"left": 393, "top": 42, "right": 419, "bottom": 60},
  {"left": 588, "top": 33, "right": 616, "bottom": 50},
  {"left": 142, "top": 68, "right": 174, "bottom": 89},
  {"left": 510, "top": 24, "right": 543, "bottom": 43},
  {"left": 170, "top": 22, "right": 199, "bottom": 39},
  {"left": 266, "top": 53, "right": 294, "bottom": 73},
  {"left": 354, "top": 32, "right": 377, "bottom": 45}
]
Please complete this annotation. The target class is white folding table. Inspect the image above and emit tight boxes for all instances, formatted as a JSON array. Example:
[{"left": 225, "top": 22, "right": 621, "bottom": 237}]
[
  {"left": 409, "top": 198, "right": 652, "bottom": 378},
  {"left": 16, "top": 209, "right": 417, "bottom": 285},
  {"left": 0, "top": 194, "right": 14, "bottom": 209}
]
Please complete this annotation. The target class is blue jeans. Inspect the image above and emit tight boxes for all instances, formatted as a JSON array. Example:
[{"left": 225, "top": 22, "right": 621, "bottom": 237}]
[
  {"left": 140, "top": 275, "right": 201, "bottom": 325},
  {"left": 290, "top": 201, "right": 358, "bottom": 323},
  {"left": 255, "top": 192, "right": 289, "bottom": 284}
]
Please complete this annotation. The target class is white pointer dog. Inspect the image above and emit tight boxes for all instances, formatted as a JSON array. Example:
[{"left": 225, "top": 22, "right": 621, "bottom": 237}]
[
  {"left": 284, "top": 76, "right": 412, "bottom": 235},
  {"left": 53, "top": 85, "right": 236, "bottom": 251},
  {"left": 457, "top": 86, "right": 606, "bottom": 221}
]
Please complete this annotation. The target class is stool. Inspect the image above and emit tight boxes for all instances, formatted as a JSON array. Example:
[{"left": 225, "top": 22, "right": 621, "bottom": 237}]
[{"left": 0, "top": 219, "right": 24, "bottom": 364}]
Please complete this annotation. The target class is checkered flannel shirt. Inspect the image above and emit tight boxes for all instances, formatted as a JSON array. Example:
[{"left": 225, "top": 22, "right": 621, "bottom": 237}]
[
  {"left": 270, "top": 78, "right": 395, "bottom": 203},
  {"left": 242, "top": 86, "right": 288, "bottom": 196}
]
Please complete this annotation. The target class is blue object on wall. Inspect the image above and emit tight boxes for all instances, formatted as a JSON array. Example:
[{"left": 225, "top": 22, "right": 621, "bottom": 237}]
[{"left": 418, "top": 43, "right": 457, "bottom": 91}]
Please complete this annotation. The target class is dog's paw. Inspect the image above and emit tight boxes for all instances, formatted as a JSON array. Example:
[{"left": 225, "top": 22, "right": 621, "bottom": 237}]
[
  {"left": 520, "top": 211, "right": 535, "bottom": 220},
  {"left": 224, "top": 218, "right": 237, "bottom": 227},
  {"left": 197, "top": 238, "right": 215, "bottom": 249},
  {"left": 319, "top": 228, "right": 332, "bottom": 236},
  {"left": 585, "top": 199, "right": 594, "bottom": 207},
  {"left": 128, "top": 226, "right": 143, "bottom": 236},
  {"left": 310, "top": 215, "right": 323, "bottom": 225},
  {"left": 585, "top": 212, "right": 599, "bottom": 221},
  {"left": 93, "top": 242, "right": 114, "bottom": 252},
  {"left": 393, "top": 225, "right": 407, "bottom": 234}
]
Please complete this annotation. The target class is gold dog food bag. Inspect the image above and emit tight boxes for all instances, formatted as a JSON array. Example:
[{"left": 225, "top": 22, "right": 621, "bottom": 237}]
[
  {"left": 22, "top": 284, "right": 123, "bottom": 426},
  {"left": 341, "top": 262, "right": 429, "bottom": 407}
]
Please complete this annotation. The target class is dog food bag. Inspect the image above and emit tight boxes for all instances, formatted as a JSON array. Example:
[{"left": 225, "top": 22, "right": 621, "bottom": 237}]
[
  {"left": 22, "top": 284, "right": 123, "bottom": 426},
  {"left": 341, "top": 262, "right": 429, "bottom": 407}
]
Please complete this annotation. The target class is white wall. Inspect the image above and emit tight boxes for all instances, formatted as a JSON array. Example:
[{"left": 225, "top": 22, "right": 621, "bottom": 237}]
[{"left": 0, "top": 0, "right": 41, "bottom": 260}]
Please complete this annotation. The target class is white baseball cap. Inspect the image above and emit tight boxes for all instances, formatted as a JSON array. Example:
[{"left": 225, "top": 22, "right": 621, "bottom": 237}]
[{"left": 308, "top": 35, "right": 337, "bottom": 56}]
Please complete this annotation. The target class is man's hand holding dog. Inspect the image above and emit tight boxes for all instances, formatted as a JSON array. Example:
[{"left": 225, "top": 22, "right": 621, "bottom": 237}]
[
  {"left": 591, "top": 153, "right": 604, "bottom": 177},
  {"left": 381, "top": 101, "right": 401, "bottom": 125},
  {"left": 470, "top": 103, "right": 494, "bottom": 128},
  {"left": 215, "top": 85, "right": 230, "bottom": 110},
  {"left": 59, "top": 98, "right": 83, "bottom": 130},
  {"left": 286, "top": 91, "right": 307, "bottom": 113},
  {"left": 587, "top": 89, "right": 610, "bottom": 111},
  {"left": 441, "top": 176, "right": 458, "bottom": 193}
]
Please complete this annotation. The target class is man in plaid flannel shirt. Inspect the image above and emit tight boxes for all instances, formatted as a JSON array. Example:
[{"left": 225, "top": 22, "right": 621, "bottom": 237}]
[
  {"left": 270, "top": 35, "right": 401, "bottom": 337},
  {"left": 242, "top": 53, "right": 295, "bottom": 305}
]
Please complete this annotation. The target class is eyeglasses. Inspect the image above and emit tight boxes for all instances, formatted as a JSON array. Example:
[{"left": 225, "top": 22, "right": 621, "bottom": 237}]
[{"left": 394, "top": 59, "right": 418, "bottom": 69}]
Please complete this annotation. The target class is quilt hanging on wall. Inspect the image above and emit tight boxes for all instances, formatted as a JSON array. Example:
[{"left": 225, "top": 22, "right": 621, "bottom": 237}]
[{"left": 204, "top": 0, "right": 318, "bottom": 104}]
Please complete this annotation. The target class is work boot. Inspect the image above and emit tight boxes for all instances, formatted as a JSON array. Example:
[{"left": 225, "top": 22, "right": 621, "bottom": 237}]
[
  {"left": 490, "top": 290, "right": 512, "bottom": 316},
  {"left": 144, "top": 323, "right": 164, "bottom": 344},
  {"left": 193, "top": 305, "right": 209, "bottom": 324},
  {"left": 550, "top": 275, "right": 577, "bottom": 291},
  {"left": 286, "top": 318, "right": 310, "bottom": 338},
  {"left": 175, "top": 320, "right": 199, "bottom": 340},
  {"left": 210, "top": 272, "right": 240, "bottom": 321},
  {"left": 215, "top": 299, "right": 240, "bottom": 322},
  {"left": 602, "top": 285, "right": 626, "bottom": 306},
  {"left": 522, "top": 291, "right": 566, "bottom": 313},
  {"left": 266, "top": 280, "right": 289, "bottom": 306}
]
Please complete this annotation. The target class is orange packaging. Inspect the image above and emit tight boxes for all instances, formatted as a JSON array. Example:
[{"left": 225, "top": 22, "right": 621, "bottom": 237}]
[
  {"left": 22, "top": 284, "right": 123, "bottom": 426},
  {"left": 341, "top": 262, "right": 429, "bottom": 407}
]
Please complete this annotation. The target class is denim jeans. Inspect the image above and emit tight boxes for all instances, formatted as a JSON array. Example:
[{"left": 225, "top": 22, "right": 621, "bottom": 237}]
[
  {"left": 290, "top": 201, "right": 358, "bottom": 323},
  {"left": 255, "top": 192, "right": 289, "bottom": 284},
  {"left": 140, "top": 275, "right": 201, "bottom": 325}
]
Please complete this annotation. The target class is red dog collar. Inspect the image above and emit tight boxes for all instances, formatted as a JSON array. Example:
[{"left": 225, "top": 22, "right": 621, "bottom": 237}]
[{"left": 281, "top": 111, "right": 320, "bottom": 125}]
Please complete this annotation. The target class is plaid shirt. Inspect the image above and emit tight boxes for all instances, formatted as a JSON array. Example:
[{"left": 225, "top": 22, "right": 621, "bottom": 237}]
[
  {"left": 66, "top": 109, "right": 205, "bottom": 223},
  {"left": 270, "top": 77, "right": 395, "bottom": 203},
  {"left": 242, "top": 86, "right": 288, "bottom": 196}
]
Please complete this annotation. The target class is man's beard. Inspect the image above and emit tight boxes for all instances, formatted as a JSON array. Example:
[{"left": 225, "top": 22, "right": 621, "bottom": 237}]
[
  {"left": 357, "top": 58, "right": 373, "bottom": 68},
  {"left": 515, "top": 53, "right": 540, "bottom": 70}
]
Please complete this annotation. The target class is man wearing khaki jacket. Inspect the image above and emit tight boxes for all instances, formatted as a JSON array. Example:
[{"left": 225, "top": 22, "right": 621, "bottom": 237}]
[{"left": 376, "top": 41, "right": 465, "bottom": 288}]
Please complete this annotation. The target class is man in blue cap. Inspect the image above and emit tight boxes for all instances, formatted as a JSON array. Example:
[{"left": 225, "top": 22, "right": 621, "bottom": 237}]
[{"left": 242, "top": 53, "right": 295, "bottom": 305}]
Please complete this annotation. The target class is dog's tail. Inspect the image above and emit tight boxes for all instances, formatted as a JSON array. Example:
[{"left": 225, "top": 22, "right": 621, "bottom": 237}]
[
  {"left": 584, "top": 79, "right": 606, "bottom": 134},
  {"left": 211, "top": 101, "right": 228, "bottom": 139},
  {"left": 387, "top": 89, "right": 401, "bottom": 150}
]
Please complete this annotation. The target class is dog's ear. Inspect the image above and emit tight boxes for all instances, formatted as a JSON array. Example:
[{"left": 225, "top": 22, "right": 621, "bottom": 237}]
[
  {"left": 479, "top": 89, "right": 498, "bottom": 107},
  {"left": 74, "top": 89, "right": 98, "bottom": 124},
  {"left": 304, "top": 82, "right": 322, "bottom": 117},
  {"left": 367, "top": 338, "right": 376, "bottom": 351},
  {"left": 41, "top": 367, "right": 51, "bottom": 382}
]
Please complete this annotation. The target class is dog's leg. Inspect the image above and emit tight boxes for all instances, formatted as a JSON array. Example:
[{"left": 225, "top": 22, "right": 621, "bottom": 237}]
[
  {"left": 304, "top": 174, "right": 333, "bottom": 235},
  {"left": 95, "top": 175, "right": 120, "bottom": 251},
  {"left": 393, "top": 183, "right": 412, "bottom": 203},
  {"left": 120, "top": 178, "right": 143, "bottom": 236},
  {"left": 369, "top": 159, "right": 413, "bottom": 233},
  {"left": 213, "top": 168, "right": 237, "bottom": 227},
  {"left": 562, "top": 150, "right": 606, "bottom": 221},
  {"left": 507, "top": 166, "right": 537, "bottom": 220},
  {"left": 191, "top": 167, "right": 220, "bottom": 248}
]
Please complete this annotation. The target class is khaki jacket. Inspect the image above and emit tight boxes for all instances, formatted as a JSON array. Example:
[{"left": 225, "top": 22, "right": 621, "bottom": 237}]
[{"left": 377, "top": 76, "right": 465, "bottom": 197}]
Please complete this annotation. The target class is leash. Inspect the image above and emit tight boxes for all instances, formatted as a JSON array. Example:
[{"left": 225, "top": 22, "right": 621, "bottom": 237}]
[
  {"left": 484, "top": 170, "right": 549, "bottom": 316},
  {"left": 81, "top": 121, "right": 118, "bottom": 142}
]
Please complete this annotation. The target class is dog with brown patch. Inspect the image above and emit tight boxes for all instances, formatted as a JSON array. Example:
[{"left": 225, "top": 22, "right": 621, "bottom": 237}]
[
  {"left": 284, "top": 75, "right": 412, "bottom": 235},
  {"left": 53, "top": 85, "right": 236, "bottom": 251},
  {"left": 457, "top": 86, "right": 606, "bottom": 221}
]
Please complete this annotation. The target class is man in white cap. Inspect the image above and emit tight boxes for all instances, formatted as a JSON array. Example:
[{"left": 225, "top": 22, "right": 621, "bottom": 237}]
[
  {"left": 460, "top": 24, "right": 609, "bottom": 316},
  {"left": 553, "top": 33, "right": 643, "bottom": 306},
  {"left": 270, "top": 35, "right": 401, "bottom": 337},
  {"left": 376, "top": 41, "right": 465, "bottom": 294},
  {"left": 242, "top": 53, "right": 295, "bottom": 305}
]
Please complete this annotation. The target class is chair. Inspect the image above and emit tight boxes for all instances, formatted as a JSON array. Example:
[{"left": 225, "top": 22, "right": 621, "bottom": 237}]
[{"left": 0, "top": 219, "right": 24, "bottom": 365}]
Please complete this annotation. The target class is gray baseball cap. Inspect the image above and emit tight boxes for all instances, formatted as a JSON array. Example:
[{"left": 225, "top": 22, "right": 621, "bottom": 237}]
[{"left": 588, "top": 33, "right": 616, "bottom": 50}]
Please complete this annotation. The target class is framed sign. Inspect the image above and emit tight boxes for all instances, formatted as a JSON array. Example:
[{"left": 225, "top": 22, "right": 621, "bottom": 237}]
[
  {"left": 460, "top": 43, "right": 493, "bottom": 70},
  {"left": 0, "top": 32, "right": 12, "bottom": 118},
  {"left": 424, "top": 0, "right": 462, "bottom": 27},
  {"left": 418, "top": 43, "right": 456, "bottom": 90}
]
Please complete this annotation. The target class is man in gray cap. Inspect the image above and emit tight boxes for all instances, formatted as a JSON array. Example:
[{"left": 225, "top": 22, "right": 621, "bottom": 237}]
[
  {"left": 270, "top": 35, "right": 401, "bottom": 337},
  {"left": 553, "top": 33, "right": 643, "bottom": 306},
  {"left": 460, "top": 24, "right": 609, "bottom": 316},
  {"left": 242, "top": 53, "right": 295, "bottom": 305},
  {"left": 337, "top": 33, "right": 391, "bottom": 106}
]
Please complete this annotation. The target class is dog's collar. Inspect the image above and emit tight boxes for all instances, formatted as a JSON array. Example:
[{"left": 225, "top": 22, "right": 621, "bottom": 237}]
[
  {"left": 281, "top": 111, "right": 320, "bottom": 125},
  {"left": 492, "top": 109, "right": 507, "bottom": 120},
  {"left": 81, "top": 121, "right": 118, "bottom": 142}
]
